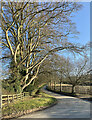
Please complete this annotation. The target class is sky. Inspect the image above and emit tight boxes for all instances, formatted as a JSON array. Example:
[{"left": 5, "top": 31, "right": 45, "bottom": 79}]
[
  {"left": 71, "top": 2, "right": 90, "bottom": 45},
  {"left": 60, "top": 2, "right": 90, "bottom": 60}
]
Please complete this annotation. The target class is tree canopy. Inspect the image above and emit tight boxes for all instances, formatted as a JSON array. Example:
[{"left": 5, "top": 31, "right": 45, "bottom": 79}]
[{"left": 1, "top": 1, "right": 85, "bottom": 93}]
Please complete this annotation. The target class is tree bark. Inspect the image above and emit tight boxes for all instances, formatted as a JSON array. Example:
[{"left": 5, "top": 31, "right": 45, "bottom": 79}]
[{"left": 71, "top": 85, "right": 75, "bottom": 94}]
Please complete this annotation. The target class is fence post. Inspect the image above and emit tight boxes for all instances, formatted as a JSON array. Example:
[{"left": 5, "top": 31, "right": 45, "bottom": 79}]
[
  {"left": 60, "top": 81, "right": 62, "bottom": 92},
  {"left": 19, "top": 94, "right": 20, "bottom": 99},
  {"left": 22, "top": 93, "right": 23, "bottom": 99},
  {"left": 24, "top": 92, "right": 25, "bottom": 97},
  {"left": 50, "top": 81, "right": 51, "bottom": 89},
  {"left": 0, "top": 95, "right": 2, "bottom": 109},
  {"left": 23, "top": 93, "right": 24, "bottom": 98},
  {"left": 17, "top": 94, "right": 18, "bottom": 100},
  {"left": 7, "top": 95, "right": 9, "bottom": 103},
  {"left": 54, "top": 81, "right": 56, "bottom": 90},
  {"left": 52, "top": 81, "right": 54, "bottom": 90},
  {"left": 12, "top": 95, "right": 14, "bottom": 102},
  {"left": 20, "top": 93, "right": 21, "bottom": 99},
  {"left": 50, "top": 80, "right": 51, "bottom": 89},
  {"left": 49, "top": 81, "right": 51, "bottom": 88},
  {"left": 22, "top": 93, "right": 24, "bottom": 99},
  {"left": 51, "top": 81, "right": 53, "bottom": 89},
  {"left": 19, "top": 93, "right": 21, "bottom": 99}
]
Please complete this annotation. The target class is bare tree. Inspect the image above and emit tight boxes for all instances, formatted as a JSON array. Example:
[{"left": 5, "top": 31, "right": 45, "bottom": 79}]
[
  {"left": 29, "top": 53, "right": 66, "bottom": 95},
  {"left": 1, "top": 1, "right": 84, "bottom": 92},
  {"left": 63, "top": 56, "right": 88, "bottom": 93}
]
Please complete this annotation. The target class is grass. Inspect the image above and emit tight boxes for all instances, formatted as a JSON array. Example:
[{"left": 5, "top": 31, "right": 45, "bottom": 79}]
[
  {"left": 75, "top": 93, "right": 92, "bottom": 102},
  {"left": 2, "top": 91, "right": 57, "bottom": 117},
  {"left": 37, "top": 91, "right": 55, "bottom": 98}
]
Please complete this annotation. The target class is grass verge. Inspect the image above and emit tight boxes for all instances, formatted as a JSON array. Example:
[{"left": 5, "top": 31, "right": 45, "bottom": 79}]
[{"left": 2, "top": 91, "right": 57, "bottom": 119}]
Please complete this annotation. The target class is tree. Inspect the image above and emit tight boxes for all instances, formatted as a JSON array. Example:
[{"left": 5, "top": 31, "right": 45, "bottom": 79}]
[
  {"left": 38, "top": 54, "right": 66, "bottom": 81},
  {"left": 63, "top": 56, "right": 88, "bottom": 94},
  {"left": 29, "top": 53, "right": 64, "bottom": 95},
  {"left": 1, "top": 1, "right": 84, "bottom": 93}
]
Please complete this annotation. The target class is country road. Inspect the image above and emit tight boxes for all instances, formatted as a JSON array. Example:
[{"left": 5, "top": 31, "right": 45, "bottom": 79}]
[{"left": 19, "top": 87, "right": 91, "bottom": 118}]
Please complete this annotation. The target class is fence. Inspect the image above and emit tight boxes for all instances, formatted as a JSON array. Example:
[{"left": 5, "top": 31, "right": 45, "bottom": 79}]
[
  {"left": 48, "top": 81, "right": 91, "bottom": 95},
  {"left": 0, "top": 92, "right": 29, "bottom": 108}
]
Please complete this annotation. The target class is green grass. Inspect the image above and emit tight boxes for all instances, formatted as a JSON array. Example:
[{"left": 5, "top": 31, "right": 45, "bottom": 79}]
[
  {"left": 2, "top": 92, "right": 57, "bottom": 117},
  {"left": 37, "top": 91, "right": 54, "bottom": 98}
]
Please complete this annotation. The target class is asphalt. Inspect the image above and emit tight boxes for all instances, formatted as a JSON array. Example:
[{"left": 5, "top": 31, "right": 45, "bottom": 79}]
[{"left": 19, "top": 87, "right": 91, "bottom": 118}]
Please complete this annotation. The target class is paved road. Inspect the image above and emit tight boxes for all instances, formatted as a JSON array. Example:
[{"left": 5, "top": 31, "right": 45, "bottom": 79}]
[{"left": 19, "top": 87, "right": 91, "bottom": 118}]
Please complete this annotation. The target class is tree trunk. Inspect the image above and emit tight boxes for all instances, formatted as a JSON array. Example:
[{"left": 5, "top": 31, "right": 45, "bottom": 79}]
[
  {"left": 71, "top": 85, "right": 75, "bottom": 94},
  {"left": 31, "top": 88, "right": 38, "bottom": 96},
  {"left": 31, "top": 84, "right": 45, "bottom": 96}
]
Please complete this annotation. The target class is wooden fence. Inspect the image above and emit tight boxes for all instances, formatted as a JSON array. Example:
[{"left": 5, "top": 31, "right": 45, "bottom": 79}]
[
  {"left": 0, "top": 92, "right": 29, "bottom": 108},
  {"left": 48, "top": 81, "right": 91, "bottom": 95}
]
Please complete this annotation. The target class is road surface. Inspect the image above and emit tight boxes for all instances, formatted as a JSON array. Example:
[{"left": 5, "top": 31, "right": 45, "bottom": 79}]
[{"left": 19, "top": 87, "right": 91, "bottom": 118}]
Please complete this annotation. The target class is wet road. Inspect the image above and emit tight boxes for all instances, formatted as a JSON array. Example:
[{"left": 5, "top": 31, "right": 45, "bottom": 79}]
[{"left": 19, "top": 88, "right": 91, "bottom": 118}]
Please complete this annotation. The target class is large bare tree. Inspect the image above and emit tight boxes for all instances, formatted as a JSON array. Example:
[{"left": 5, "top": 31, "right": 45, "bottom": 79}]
[{"left": 1, "top": 1, "right": 84, "bottom": 92}]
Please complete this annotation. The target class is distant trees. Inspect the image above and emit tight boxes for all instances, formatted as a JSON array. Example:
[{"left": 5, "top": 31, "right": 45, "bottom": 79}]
[
  {"left": 27, "top": 54, "right": 67, "bottom": 95},
  {"left": 63, "top": 56, "right": 89, "bottom": 93},
  {"left": 37, "top": 54, "right": 67, "bottom": 83},
  {"left": 1, "top": 2, "right": 84, "bottom": 93}
]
